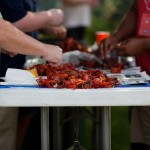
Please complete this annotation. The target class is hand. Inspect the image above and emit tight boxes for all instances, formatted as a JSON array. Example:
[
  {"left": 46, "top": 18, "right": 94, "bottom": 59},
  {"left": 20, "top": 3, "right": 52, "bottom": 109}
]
[
  {"left": 43, "top": 44, "right": 63, "bottom": 66},
  {"left": 47, "top": 9, "right": 64, "bottom": 26},
  {"left": 99, "top": 36, "right": 118, "bottom": 59},
  {"left": 115, "top": 38, "right": 145, "bottom": 56},
  {"left": 41, "top": 25, "right": 67, "bottom": 39}
]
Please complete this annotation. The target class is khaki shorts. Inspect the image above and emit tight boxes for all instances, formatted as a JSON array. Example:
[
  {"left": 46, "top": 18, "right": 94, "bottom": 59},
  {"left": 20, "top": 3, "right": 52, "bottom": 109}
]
[
  {"left": 0, "top": 107, "right": 18, "bottom": 150},
  {"left": 131, "top": 106, "right": 150, "bottom": 145}
]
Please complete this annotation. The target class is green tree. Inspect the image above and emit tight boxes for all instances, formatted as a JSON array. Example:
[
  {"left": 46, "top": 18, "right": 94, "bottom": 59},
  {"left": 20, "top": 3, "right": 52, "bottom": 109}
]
[{"left": 86, "top": 0, "right": 132, "bottom": 44}]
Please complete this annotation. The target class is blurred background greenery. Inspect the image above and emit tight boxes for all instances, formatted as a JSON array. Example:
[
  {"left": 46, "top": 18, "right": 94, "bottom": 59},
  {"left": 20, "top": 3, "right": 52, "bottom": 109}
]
[
  {"left": 86, "top": 0, "right": 132, "bottom": 44},
  {"left": 36, "top": 0, "right": 132, "bottom": 150},
  {"left": 111, "top": 106, "right": 130, "bottom": 150},
  {"left": 37, "top": 0, "right": 132, "bottom": 44}
]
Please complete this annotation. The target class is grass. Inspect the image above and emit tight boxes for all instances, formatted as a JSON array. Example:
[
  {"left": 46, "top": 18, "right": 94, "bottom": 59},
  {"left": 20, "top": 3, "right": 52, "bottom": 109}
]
[
  {"left": 78, "top": 106, "right": 130, "bottom": 150},
  {"left": 111, "top": 106, "right": 130, "bottom": 150}
]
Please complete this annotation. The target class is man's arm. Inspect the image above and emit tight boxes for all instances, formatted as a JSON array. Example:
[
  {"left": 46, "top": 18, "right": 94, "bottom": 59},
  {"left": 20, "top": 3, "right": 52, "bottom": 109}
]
[
  {"left": 0, "top": 19, "right": 62, "bottom": 66},
  {"left": 116, "top": 38, "right": 150, "bottom": 56},
  {"left": 112, "top": 0, "right": 138, "bottom": 42},
  {"left": 0, "top": 0, "right": 64, "bottom": 34},
  {"left": 13, "top": 9, "right": 64, "bottom": 32}
]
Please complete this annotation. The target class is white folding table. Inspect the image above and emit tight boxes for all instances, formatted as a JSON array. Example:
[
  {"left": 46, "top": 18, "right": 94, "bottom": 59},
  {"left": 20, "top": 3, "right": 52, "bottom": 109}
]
[{"left": 1, "top": 86, "right": 150, "bottom": 150}]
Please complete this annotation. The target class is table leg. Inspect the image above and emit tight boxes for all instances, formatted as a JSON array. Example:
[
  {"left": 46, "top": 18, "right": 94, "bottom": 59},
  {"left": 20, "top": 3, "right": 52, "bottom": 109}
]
[
  {"left": 101, "top": 106, "right": 111, "bottom": 150},
  {"left": 41, "top": 107, "right": 50, "bottom": 150},
  {"left": 52, "top": 107, "right": 62, "bottom": 150}
]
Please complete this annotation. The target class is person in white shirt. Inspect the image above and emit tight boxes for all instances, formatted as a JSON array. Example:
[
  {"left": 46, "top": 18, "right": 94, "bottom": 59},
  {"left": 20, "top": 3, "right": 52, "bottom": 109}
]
[{"left": 62, "top": 0, "right": 99, "bottom": 44}]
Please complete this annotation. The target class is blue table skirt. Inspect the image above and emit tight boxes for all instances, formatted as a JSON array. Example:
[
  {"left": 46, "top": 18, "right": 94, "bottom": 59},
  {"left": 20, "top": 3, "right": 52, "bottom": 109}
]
[
  {"left": 0, "top": 85, "right": 39, "bottom": 88},
  {"left": 1, "top": 83, "right": 150, "bottom": 88}
]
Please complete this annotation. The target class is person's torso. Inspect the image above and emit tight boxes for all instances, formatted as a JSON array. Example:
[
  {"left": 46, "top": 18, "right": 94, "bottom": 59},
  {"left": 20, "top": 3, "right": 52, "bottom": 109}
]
[
  {"left": 63, "top": 4, "right": 91, "bottom": 28},
  {"left": 0, "top": 0, "right": 37, "bottom": 77},
  {"left": 136, "top": 0, "right": 150, "bottom": 75}
]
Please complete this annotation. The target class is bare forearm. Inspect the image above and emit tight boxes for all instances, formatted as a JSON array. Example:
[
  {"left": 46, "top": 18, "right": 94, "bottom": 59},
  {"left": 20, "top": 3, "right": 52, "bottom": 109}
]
[
  {"left": 13, "top": 9, "right": 64, "bottom": 32},
  {"left": 112, "top": 0, "right": 138, "bottom": 42},
  {"left": 0, "top": 19, "right": 46, "bottom": 56},
  {"left": 142, "top": 38, "right": 150, "bottom": 51},
  {"left": 13, "top": 11, "right": 52, "bottom": 32}
]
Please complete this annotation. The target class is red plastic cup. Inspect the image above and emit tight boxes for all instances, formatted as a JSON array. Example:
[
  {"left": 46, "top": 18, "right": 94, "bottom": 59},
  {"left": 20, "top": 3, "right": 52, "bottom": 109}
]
[{"left": 96, "top": 31, "right": 110, "bottom": 44}]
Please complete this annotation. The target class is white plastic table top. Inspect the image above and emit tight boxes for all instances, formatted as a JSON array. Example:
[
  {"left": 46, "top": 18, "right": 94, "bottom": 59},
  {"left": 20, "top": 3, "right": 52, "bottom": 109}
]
[
  {"left": 1, "top": 86, "right": 150, "bottom": 150},
  {"left": 1, "top": 86, "right": 150, "bottom": 106}
]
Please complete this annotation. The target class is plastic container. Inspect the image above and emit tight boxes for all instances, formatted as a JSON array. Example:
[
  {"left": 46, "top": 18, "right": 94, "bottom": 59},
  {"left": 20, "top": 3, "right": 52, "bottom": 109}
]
[{"left": 96, "top": 31, "right": 110, "bottom": 44}]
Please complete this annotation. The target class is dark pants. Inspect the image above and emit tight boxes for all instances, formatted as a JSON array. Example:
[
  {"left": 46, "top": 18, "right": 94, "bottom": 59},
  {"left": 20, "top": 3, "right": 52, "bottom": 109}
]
[
  {"left": 0, "top": 54, "right": 25, "bottom": 77},
  {"left": 131, "top": 143, "right": 150, "bottom": 150},
  {"left": 67, "top": 26, "right": 86, "bottom": 44}
]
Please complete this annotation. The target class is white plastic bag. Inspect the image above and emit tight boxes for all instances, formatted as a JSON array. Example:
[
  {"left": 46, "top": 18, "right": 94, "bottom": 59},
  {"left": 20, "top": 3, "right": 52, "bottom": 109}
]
[{"left": 62, "top": 50, "right": 102, "bottom": 65}]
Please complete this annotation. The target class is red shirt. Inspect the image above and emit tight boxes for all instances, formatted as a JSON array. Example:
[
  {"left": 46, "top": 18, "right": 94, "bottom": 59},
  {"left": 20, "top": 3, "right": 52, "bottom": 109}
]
[{"left": 136, "top": 0, "right": 150, "bottom": 75}]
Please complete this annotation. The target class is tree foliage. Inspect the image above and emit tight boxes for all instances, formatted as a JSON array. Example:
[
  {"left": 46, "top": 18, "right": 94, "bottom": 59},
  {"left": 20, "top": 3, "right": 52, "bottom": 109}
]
[
  {"left": 36, "top": 0, "right": 132, "bottom": 44},
  {"left": 86, "top": 0, "right": 132, "bottom": 44}
]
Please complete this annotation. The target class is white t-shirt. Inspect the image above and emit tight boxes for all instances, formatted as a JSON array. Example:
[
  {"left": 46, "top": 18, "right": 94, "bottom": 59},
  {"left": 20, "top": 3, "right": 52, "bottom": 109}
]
[{"left": 63, "top": 4, "right": 91, "bottom": 28}]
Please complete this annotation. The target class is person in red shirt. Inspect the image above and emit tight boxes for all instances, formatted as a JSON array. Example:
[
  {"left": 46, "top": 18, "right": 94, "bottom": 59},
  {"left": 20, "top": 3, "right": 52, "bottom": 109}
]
[{"left": 99, "top": 0, "right": 150, "bottom": 150}]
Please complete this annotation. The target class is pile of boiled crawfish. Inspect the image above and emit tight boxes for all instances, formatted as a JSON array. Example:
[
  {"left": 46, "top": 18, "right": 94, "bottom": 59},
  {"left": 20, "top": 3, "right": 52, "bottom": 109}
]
[
  {"left": 56, "top": 37, "right": 124, "bottom": 73},
  {"left": 57, "top": 37, "right": 89, "bottom": 53},
  {"left": 30, "top": 63, "right": 119, "bottom": 89}
]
